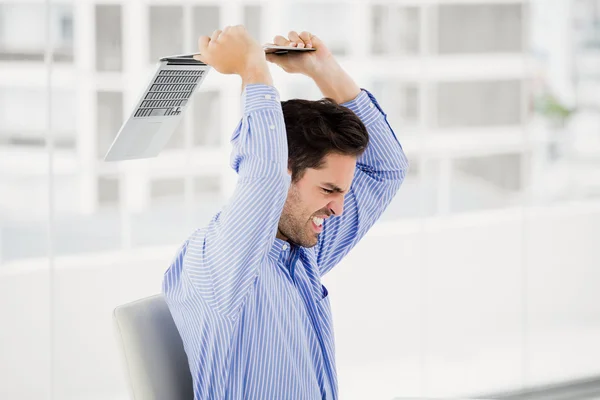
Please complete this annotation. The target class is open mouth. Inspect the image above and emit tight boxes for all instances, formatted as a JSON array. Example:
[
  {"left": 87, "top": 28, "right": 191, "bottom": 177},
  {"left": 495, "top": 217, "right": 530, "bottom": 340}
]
[{"left": 311, "top": 216, "right": 324, "bottom": 233}]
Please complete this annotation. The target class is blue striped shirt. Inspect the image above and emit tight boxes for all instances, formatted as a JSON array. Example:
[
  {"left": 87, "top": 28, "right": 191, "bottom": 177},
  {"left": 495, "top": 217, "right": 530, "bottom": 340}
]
[{"left": 163, "top": 84, "right": 408, "bottom": 399}]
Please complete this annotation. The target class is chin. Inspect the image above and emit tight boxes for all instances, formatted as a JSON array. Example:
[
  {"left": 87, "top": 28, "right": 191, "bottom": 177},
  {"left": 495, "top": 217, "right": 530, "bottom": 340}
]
[
  {"left": 302, "top": 236, "right": 319, "bottom": 249},
  {"left": 289, "top": 235, "right": 318, "bottom": 249}
]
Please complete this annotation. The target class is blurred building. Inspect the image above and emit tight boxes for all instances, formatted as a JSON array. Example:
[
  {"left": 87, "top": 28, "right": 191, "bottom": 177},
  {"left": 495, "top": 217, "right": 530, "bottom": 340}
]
[{"left": 0, "top": 0, "right": 542, "bottom": 262}]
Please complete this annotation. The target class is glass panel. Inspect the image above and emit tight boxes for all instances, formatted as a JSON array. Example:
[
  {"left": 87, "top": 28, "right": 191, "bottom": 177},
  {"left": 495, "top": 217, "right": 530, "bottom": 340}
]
[
  {"left": 451, "top": 153, "right": 523, "bottom": 213},
  {"left": 286, "top": 3, "right": 352, "bottom": 56},
  {"left": 0, "top": 6, "right": 52, "bottom": 398},
  {"left": 53, "top": 3, "right": 74, "bottom": 63},
  {"left": 164, "top": 120, "right": 185, "bottom": 150},
  {"left": 131, "top": 176, "right": 222, "bottom": 248},
  {"left": 244, "top": 5, "right": 262, "bottom": 41},
  {"left": 371, "top": 80, "right": 420, "bottom": 128},
  {"left": 192, "top": 90, "right": 221, "bottom": 147},
  {"left": 436, "top": 80, "right": 522, "bottom": 127},
  {"left": 381, "top": 156, "right": 435, "bottom": 220},
  {"left": 0, "top": 87, "right": 77, "bottom": 148},
  {"left": 96, "top": 91, "right": 123, "bottom": 158},
  {"left": 526, "top": 2, "right": 600, "bottom": 391},
  {"left": 150, "top": 177, "right": 185, "bottom": 203},
  {"left": 372, "top": 5, "right": 420, "bottom": 55},
  {"left": 98, "top": 176, "right": 120, "bottom": 206},
  {"left": 438, "top": 4, "right": 523, "bottom": 54},
  {"left": 0, "top": 3, "right": 74, "bottom": 62},
  {"left": 194, "top": 175, "right": 221, "bottom": 198},
  {"left": 191, "top": 6, "right": 220, "bottom": 48},
  {"left": 149, "top": 6, "right": 183, "bottom": 62},
  {"left": 95, "top": 5, "right": 122, "bottom": 71}
]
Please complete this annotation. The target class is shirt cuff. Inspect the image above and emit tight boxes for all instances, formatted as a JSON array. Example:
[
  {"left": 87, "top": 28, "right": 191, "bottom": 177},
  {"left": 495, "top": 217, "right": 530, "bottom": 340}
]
[
  {"left": 341, "top": 89, "right": 385, "bottom": 125},
  {"left": 241, "top": 84, "right": 282, "bottom": 114}
]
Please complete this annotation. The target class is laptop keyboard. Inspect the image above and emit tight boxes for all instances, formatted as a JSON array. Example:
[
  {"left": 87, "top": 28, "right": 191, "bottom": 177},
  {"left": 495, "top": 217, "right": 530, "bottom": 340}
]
[{"left": 134, "top": 69, "right": 206, "bottom": 118}]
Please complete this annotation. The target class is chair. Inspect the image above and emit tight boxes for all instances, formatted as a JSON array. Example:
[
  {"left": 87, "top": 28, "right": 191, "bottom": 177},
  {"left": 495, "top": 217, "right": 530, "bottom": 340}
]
[{"left": 113, "top": 294, "right": 193, "bottom": 400}]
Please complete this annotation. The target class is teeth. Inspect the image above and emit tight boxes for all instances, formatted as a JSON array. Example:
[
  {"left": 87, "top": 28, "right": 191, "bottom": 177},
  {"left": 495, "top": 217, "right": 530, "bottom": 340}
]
[{"left": 312, "top": 217, "right": 324, "bottom": 226}]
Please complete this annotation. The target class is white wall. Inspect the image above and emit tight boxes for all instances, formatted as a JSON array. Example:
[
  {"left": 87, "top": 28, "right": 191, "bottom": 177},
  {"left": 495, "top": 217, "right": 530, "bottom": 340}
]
[
  {"left": 1, "top": 201, "right": 599, "bottom": 400},
  {"left": 327, "top": 201, "right": 600, "bottom": 399}
]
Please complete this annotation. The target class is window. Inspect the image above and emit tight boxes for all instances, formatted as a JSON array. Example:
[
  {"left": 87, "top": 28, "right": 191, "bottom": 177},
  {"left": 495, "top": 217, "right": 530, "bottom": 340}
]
[
  {"left": 164, "top": 120, "right": 186, "bottom": 150},
  {"left": 149, "top": 6, "right": 183, "bottom": 63},
  {"left": 54, "top": 4, "right": 74, "bottom": 62},
  {"left": 150, "top": 177, "right": 185, "bottom": 203},
  {"left": 194, "top": 175, "right": 221, "bottom": 198},
  {"left": 244, "top": 5, "right": 262, "bottom": 41},
  {"left": 98, "top": 176, "right": 120, "bottom": 206},
  {"left": 436, "top": 80, "right": 523, "bottom": 127},
  {"left": 95, "top": 5, "right": 122, "bottom": 71},
  {"left": 286, "top": 3, "right": 352, "bottom": 56},
  {"left": 372, "top": 5, "right": 420, "bottom": 55},
  {"left": 96, "top": 91, "right": 123, "bottom": 158},
  {"left": 191, "top": 6, "right": 220, "bottom": 49},
  {"left": 371, "top": 81, "right": 420, "bottom": 128},
  {"left": 437, "top": 4, "right": 524, "bottom": 54},
  {"left": 0, "top": 87, "right": 76, "bottom": 148},
  {"left": 451, "top": 153, "right": 523, "bottom": 213},
  {"left": 192, "top": 91, "right": 221, "bottom": 147},
  {"left": 0, "top": 4, "right": 74, "bottom": 62}
]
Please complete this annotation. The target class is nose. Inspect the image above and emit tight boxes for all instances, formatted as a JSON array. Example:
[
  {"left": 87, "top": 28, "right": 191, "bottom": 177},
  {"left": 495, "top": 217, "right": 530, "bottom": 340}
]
[{"left": 327, "top": 196, "right": 344, "bottom": 217}]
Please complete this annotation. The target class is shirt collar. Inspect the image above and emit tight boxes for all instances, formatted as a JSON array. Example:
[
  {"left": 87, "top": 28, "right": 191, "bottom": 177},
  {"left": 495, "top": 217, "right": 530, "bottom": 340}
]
[{"left": 269, "top": 237, "right": 291, "bottom": 262}]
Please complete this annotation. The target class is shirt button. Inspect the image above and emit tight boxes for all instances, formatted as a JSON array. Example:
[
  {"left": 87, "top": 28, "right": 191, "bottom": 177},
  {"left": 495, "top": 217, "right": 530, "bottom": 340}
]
[
  {"left": 265, "top": 94, "right": 272, "bottom": 99},
  {"left": 369, "top": 103, "right": 374, "bottom": 109},
  {"left": 269, "top": 124, "right": 275, "bottom": 130},
  {"left": 282, "top": 244, "right": 288, "bottom": 250}
]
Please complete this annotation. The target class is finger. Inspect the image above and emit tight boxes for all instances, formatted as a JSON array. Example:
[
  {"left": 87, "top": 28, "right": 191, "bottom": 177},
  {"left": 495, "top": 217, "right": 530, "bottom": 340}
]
[
  {"left": 265, "top": 53, "right": 280, "bottom": 63},
  {"left": 193, "top": 53, "right": 207, "bottom": 64},
  {"left": 288, "top": 30, "right": 304, "bottom": 48},
  {"left": 299, "top": 31, "right": 312, "bottom": 48},
  {"left": 197, "top": 35, "right": 210, "bottom": 53},
  {"left": 273, "top": 35, "right": 290, "bottom": 46},
  {"left": 266, "top": 53, "right": 288, "bottom": 71},
  {"left": 211, "top": 29, "right": 222, "bottom": 43}
]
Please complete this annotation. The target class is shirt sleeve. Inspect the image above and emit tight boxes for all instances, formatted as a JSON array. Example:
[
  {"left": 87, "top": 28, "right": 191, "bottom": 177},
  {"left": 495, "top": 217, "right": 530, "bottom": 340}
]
[
  {"left": 182, "top": 84, "right": 290, "bottom": 318},
  {"left": 315, "top": 89, "right": 409, "bottom": 276}
]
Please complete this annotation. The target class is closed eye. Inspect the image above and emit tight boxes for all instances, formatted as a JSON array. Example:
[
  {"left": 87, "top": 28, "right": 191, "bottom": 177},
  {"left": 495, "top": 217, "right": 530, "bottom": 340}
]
[{"left": 321, "top": 187, "right": 334, "bottom": 194}]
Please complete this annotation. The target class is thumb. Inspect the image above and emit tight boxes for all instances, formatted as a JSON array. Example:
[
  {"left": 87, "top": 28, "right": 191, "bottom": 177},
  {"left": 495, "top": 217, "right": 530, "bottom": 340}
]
[
  {"left": 266, "top": 54, "right": 291, "bottom": 72},
  {"left": 194, "top": 35, "right": 211, "bottom": 64},
  {"left": 266, "top": 53, "right": 285, "bottom": 65}
]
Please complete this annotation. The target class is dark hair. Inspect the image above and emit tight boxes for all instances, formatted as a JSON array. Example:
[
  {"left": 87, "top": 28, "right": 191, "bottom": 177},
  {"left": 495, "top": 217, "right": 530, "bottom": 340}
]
[{"left": 281, "top": 97, "right": 369, "bottom": 182}]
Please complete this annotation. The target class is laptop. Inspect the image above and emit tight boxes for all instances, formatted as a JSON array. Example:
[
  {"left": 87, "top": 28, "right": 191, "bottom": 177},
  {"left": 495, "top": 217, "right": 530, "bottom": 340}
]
[{"left": 104, "top": 45, "right": 315, "bottom": 162}]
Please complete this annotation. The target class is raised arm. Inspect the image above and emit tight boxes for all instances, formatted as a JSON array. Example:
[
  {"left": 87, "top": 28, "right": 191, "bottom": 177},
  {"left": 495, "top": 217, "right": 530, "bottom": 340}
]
[
  {"left": 179, "top": 26, "right": 290, "bottom": 318},
  {"left": 314, "top": 87, "right": 408, "bottom": 275},
  {"left": 266, "top": 30, "right": 408, "bottom": 275}
]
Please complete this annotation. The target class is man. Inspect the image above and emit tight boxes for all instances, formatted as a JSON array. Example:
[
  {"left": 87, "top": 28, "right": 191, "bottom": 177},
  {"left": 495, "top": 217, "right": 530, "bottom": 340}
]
[{"left": 163, "top": 25, "right": 408, "bottom": 399}]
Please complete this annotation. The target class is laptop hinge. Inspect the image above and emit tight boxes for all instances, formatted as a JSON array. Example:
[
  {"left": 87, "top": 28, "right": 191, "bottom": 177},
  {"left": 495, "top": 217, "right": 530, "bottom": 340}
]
[{"left": 162, "top": 55, "right": 206, "bottom": 66}]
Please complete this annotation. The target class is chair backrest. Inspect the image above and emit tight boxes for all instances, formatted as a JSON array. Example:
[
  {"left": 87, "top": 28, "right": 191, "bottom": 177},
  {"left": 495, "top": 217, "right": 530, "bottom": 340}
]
[{"left": 113, "top": 294, "right": 193, "bottom": 400}]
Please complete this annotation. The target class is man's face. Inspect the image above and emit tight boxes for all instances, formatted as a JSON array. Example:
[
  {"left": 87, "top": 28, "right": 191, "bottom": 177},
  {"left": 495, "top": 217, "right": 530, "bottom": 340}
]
[{"left": 277, "top": 153, "right": 357, "bottom": 248}]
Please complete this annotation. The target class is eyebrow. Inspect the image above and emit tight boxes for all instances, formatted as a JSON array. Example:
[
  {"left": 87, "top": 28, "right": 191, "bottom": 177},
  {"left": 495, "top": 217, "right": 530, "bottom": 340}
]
[{"left": 321, "top": 182, "right": 346, "bottom": 194}]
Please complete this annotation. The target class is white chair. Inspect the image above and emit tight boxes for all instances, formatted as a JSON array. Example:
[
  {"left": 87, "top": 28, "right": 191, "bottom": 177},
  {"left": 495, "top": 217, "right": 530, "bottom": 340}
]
[{"left": 113, "top": 294, "right": 193, "bottom": 400}]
